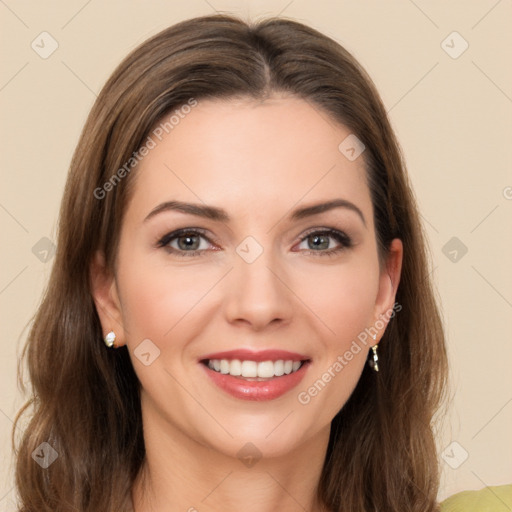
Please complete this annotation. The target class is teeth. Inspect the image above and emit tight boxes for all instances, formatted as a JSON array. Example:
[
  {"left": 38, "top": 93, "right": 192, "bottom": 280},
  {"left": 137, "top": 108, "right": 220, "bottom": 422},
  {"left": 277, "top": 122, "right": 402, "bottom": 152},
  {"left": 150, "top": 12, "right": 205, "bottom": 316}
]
[
  {"left": 257, "top": 361, "right": 274, "bottom": 378},
  {"left": 241, "top": 360, "right": 258, "bottom": 377},
  {"left": 207, "top": 359, "right": 304, "bottom": 378},
  {"left": 220, "top": 359, "right": 230, "bottom": 374},
  {"left": 230, "top": 359, "right": 242, "bottom": 376}
]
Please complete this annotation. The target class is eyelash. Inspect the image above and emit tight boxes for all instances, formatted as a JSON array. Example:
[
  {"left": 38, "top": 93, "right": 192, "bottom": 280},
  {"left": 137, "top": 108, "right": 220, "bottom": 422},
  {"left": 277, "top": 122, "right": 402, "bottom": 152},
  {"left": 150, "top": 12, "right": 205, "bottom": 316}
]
[{"left": 156, "top": 227, "right": 352, "bottom": 257}]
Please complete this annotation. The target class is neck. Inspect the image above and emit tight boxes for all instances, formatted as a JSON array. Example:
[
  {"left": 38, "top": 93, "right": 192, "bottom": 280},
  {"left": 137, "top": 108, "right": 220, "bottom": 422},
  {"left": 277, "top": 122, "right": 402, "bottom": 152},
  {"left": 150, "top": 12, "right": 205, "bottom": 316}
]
[{"left": 131, "top": 403, "right": 331, "bottom": 512}]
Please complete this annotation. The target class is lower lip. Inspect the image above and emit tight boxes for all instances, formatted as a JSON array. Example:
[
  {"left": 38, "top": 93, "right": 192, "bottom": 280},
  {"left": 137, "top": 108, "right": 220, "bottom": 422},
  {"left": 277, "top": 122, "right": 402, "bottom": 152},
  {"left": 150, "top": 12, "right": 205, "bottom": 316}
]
[{"left": 200, "top": 361, "right": 310, "bottom": 401}]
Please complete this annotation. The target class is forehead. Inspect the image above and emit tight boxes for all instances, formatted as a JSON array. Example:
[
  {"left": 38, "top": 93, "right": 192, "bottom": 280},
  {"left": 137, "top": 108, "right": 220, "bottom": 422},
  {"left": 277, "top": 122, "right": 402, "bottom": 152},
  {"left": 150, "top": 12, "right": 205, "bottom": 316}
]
[{"left": 126, "top": 95, "right": 371, "bottom": 225}]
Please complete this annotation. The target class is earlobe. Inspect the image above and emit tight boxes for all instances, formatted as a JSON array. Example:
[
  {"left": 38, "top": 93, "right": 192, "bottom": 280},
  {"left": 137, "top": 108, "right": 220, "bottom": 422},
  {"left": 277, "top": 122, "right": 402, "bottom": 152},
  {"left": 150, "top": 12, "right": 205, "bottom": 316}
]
[{"left": 89, "top": 250, "right": 125, "bottom": 347}]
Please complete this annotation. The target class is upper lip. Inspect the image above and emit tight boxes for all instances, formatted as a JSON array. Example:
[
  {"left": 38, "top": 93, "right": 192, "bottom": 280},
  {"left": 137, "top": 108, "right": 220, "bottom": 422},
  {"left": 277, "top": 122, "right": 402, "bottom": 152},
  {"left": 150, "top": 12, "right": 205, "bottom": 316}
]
[{"left": 199, "top": 349, "right": 310, "bottom": 362}]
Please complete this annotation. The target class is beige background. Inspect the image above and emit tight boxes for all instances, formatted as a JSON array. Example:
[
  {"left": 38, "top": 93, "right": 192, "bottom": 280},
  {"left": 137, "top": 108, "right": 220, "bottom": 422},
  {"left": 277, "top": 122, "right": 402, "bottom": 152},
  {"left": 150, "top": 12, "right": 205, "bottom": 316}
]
[{"left": 1, "top": 0, "right": 511, "bottom": 508}]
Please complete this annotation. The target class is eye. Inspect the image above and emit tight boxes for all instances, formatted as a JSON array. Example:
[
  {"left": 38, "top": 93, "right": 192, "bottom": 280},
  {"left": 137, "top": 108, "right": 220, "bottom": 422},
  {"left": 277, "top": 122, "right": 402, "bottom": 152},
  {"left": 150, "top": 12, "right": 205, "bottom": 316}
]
[
  {"left": 156, "top": 227, "right": 352, "bottom": 257},
  {"left": 157, "top": 228, "right": 215, "bottom": 256},
  {"left": 295, "top": 228, "right": 352, "bottom": 256}
]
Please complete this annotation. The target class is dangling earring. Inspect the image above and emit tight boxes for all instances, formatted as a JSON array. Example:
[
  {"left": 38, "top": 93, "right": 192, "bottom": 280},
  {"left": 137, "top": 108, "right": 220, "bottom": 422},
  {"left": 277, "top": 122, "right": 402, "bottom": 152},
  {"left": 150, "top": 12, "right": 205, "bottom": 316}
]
[
  {"left": 104, "top": 330, "right": 116, "bottom": 348},
  {"left": 368, "top": 334, "right": 379, "bottom": 372}
]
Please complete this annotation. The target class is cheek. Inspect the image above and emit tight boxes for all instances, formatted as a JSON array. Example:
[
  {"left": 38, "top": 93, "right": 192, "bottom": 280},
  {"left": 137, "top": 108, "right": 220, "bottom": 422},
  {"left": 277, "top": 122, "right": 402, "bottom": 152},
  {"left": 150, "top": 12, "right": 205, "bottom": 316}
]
[
  {"left": 292, "top": 253, "right": 380, "bottom": 344},
  {"left": 294, "top": 261, "right": 377, "bottom": 416},
  {"left": 117, "top": 253, "right": 225, "bottom": 344}
]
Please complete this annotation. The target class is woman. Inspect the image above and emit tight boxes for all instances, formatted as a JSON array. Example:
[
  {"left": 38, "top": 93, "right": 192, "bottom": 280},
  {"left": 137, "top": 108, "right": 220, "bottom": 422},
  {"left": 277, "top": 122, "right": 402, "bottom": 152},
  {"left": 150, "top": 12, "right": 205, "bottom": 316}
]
[{"left": 13, "top": 13, "right": 509, "bottom": 512}]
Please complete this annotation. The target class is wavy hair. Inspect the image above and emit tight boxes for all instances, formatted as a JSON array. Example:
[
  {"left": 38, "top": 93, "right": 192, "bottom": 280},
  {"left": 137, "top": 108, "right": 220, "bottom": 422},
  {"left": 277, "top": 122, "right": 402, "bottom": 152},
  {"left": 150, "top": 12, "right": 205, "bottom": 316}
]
[{"left": 13, "top": 14, "right": 448, "bottom": 511}]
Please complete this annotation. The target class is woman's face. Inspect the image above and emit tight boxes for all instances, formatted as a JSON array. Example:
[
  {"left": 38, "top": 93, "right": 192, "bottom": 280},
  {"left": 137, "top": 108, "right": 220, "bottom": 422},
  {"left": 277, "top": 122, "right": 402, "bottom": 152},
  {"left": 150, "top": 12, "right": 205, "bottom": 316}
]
[{"left": 93, "top": 95, "right": 402, "bottom": 459}]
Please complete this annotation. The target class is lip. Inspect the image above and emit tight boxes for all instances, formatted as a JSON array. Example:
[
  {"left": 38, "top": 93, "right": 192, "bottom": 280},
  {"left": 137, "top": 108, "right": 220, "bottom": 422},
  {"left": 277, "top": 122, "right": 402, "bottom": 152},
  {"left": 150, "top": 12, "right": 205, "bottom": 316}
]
[
  {"left": 199, "top": 349, "right": 309, "bottom": 362},
  {"left": 199, "top": 350, "right": 311, "bottom": 401}
]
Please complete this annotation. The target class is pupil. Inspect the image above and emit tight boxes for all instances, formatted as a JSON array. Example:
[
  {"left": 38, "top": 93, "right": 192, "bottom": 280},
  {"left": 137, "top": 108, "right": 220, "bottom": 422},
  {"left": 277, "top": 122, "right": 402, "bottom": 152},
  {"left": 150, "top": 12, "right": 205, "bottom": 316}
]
[
  {"left": 178, "top": 234, "right": 199, "bottom": 250},
  {"left": 309, "top": 234, "right": 329, "bottom": 250}
]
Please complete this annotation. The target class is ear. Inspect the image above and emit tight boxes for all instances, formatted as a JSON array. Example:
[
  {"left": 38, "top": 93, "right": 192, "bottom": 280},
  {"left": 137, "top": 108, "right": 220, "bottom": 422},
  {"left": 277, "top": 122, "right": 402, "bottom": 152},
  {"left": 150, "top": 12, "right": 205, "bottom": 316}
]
[
  {"left": 89, "top": 250, "right": 126, "bottom": 347},
  {"left": 373, "top": 238, "right": 403, "bottom": 340}
]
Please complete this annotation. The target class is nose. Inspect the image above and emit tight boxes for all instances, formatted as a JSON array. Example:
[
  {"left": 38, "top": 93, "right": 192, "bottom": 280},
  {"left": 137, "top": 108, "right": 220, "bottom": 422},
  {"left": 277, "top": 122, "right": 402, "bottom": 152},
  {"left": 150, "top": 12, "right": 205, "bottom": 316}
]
[{"left": 223, "top": 249, "right": 294, "bottom": 331}]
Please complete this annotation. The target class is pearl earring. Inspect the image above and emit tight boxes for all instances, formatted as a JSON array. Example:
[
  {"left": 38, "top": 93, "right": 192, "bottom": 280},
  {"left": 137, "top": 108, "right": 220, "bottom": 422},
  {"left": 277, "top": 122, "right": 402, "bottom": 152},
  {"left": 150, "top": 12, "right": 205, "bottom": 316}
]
[{"left": 104, "top": 330, "right": 116, "bottom": 348}]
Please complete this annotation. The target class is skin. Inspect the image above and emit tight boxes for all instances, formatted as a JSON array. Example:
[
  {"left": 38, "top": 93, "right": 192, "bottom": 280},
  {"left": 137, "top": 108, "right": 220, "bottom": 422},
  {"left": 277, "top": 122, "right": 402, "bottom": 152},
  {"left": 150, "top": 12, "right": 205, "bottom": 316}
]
[{"left": 90, "top": 95, "right": 403, "bottom": 512}]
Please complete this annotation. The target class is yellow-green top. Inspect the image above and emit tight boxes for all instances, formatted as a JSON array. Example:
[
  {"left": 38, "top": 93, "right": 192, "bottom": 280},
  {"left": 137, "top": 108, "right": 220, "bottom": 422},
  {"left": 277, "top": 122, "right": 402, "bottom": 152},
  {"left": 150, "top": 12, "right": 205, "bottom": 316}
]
[{"left": 440, "top": 484, "right": 512, "bottom": 511}]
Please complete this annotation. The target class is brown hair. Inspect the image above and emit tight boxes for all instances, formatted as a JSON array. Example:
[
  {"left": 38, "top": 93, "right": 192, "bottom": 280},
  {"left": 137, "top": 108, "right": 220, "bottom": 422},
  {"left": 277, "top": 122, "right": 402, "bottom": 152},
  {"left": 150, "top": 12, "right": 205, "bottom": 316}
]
[{"left": 14, "top": 13, "right": 448, "bottom": 512}]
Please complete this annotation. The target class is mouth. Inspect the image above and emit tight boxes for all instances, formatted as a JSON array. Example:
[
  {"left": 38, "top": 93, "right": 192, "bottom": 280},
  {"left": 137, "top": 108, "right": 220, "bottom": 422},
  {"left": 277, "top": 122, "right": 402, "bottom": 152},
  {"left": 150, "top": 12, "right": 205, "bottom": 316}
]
[{"left": 198, "top": 349, "right": 311, "bottom": 401}]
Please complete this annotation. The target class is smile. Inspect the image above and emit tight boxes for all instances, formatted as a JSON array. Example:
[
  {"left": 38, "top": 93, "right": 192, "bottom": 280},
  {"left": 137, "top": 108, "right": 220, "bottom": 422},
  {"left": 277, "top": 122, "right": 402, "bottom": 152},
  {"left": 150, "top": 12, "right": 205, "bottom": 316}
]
[{"left": 199, "top": 349, "right": 311, "bottom": 401}]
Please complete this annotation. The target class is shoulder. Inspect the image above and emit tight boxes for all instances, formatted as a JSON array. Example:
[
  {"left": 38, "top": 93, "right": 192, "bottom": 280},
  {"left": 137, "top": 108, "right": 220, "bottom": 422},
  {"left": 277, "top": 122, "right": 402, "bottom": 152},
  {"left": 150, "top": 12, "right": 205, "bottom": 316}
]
[{"left": 440, "top": 484, "right": 512, "bottom": 512}]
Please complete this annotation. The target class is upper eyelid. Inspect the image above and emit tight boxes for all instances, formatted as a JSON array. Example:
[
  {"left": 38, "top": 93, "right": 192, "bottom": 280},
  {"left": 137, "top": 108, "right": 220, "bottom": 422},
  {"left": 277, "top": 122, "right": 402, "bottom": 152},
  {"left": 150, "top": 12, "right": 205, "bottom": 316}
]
[
  {"left": 157, "top": 227, "right": 215, "bottom": 245},
  {"left": 296, "top": 228, "right": 352, "bottom": 249}
]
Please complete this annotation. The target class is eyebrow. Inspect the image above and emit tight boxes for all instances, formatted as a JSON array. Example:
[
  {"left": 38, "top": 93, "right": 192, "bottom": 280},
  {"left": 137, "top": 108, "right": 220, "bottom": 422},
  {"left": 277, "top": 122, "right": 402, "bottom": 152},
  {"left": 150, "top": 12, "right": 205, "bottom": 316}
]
[
  {"left": 291, "top": 199, "right": 366, "bottom": 227},
  {"left": 143, "top": 198, "right": 366, "bottom": 227}
]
